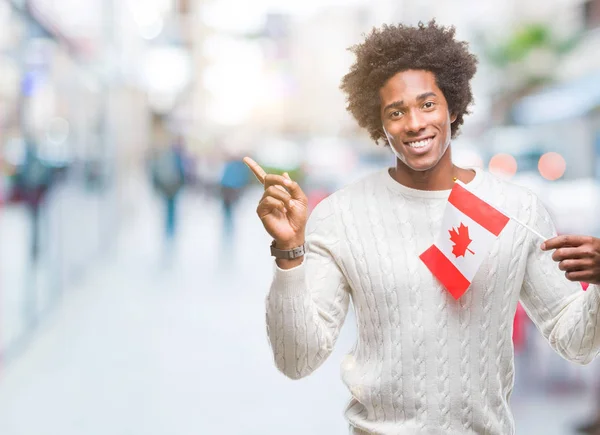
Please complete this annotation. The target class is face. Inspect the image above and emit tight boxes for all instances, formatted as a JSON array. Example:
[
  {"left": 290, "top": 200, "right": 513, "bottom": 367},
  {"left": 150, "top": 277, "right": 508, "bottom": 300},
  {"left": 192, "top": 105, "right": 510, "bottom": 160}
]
[{"left": 380, "top": 69, "right": 457, "bottom": 172}]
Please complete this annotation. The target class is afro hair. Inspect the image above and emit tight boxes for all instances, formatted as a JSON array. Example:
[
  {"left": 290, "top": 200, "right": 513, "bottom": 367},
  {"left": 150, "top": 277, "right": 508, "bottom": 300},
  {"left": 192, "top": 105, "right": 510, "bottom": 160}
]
[{"left": 340, "top": 20, "right": 478, "bottom": 144}]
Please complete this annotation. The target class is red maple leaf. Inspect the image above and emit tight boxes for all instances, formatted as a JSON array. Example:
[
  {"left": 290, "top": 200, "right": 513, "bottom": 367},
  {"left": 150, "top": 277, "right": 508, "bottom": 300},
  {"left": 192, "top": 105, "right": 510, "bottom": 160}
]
[{"left": 449, "top": 223, "right": 475, "bottom": 258}]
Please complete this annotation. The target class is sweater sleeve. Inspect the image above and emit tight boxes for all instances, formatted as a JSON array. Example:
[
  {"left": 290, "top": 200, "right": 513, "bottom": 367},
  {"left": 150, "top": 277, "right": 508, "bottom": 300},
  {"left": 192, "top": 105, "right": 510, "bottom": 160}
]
[
  {"left": 265, "top": 196, "right": 351, "bottom": 379},
  {"left": 519, "top": 194, "right": 600, "bottom": 365}
]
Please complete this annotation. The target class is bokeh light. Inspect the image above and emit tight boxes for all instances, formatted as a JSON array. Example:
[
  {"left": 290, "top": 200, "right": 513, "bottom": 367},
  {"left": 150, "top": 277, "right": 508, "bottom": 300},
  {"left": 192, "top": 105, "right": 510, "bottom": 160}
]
[
  {"left": 488, "top": 153, "right": 518, "bottom": 178},
  {"left": 538, "top": 152, "right": 566, "bottom": 181},
  {"left": 453, "top": 148, "right": 484, "bottom": 169}
]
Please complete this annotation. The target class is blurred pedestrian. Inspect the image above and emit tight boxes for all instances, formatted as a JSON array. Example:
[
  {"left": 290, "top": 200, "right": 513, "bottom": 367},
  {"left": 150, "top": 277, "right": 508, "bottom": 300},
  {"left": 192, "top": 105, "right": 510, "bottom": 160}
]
[
  {"left": 13, "top": 141, "right": 53, "bottom": 262},
  {"left": 244, "top": 21, "right": 600, "bottom": 435},
  {"left": 151, "top": 136, "right": 186, "bottom": 247},
  {"left": 219, "top": 154, "right": 250, "bottom": 238}
]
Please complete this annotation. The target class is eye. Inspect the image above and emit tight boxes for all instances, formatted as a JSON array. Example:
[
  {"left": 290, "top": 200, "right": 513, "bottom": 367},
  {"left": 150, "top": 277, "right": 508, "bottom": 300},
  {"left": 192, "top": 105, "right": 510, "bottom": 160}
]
[
  {"left": 423, "top": 101, "right": 435, "bottom": 109},
  {"left": 390, "top": 110, "right": 403, "bottom": 119}
]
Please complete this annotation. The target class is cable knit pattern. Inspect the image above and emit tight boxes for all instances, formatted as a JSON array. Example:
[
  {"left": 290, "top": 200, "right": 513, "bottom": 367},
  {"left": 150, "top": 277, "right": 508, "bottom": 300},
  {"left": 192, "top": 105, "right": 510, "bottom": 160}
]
[
  {"left": 494, "top": 180, "right": 525, "bottom": 433},
  {"left": 339, "top": 186, "right": 384, "bottom": 419},
  {"left": 387, "top": 187, "right": 413, "bottom": 424},
  {"left": 266, "top": 296, "right": 285, "bottom": 373},
  {"left": 459, "top": 288, "right": 473, "bottom": 431},
  {"left": 393, "top": 193, "right": 428, "bottom": 427},
  {"left": 520, "top": 194, "right": 600, "bottom": 366},
  {"left": 367, "top": 180, "right": 402, "bottom": 421},
  {"left": 480, "top": 229, "right": 500, "bottom": 435},
  {"left": 361, "top": 179, "right": 387, "bottom": 420},
  {"left": 425, "top": 198, "right": 451, "bottom": 431},
  {"left": 266, "top": 167, "right": 600, "bottom": 434}
]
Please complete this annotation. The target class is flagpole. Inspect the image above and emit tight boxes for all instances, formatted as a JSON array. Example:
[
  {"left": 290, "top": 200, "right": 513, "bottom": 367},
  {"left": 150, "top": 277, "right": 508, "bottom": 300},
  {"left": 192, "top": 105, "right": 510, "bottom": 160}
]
[{"left": 509, "top": 216, "right": 547, "bottom": 242}]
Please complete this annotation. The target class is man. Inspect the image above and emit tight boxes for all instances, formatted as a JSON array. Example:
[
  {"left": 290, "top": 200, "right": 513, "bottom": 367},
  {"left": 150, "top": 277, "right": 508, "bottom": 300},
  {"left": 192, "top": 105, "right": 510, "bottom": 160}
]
[{"left": 244, "top": 21, "right": 600, "bottom": 434}]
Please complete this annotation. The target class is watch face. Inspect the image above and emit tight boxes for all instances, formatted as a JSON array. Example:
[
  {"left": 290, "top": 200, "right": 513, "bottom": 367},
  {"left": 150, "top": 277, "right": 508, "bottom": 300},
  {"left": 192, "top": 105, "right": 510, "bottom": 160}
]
[{"left": 292, "top": 246, "right": 305, "bottom": 258}]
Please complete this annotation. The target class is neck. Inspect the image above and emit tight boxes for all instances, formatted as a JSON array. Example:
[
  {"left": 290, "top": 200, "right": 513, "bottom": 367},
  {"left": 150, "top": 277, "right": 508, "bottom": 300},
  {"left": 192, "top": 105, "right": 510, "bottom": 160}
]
[{"left": 391, "top": 148, "right": 459, "bottom": 191}]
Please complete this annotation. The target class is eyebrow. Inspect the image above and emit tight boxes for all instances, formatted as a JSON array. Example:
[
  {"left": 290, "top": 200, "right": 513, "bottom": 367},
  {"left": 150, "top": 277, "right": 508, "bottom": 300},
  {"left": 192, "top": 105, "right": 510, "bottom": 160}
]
[{"left": 383, "top": 92, "right": 438, "bottom": 113}]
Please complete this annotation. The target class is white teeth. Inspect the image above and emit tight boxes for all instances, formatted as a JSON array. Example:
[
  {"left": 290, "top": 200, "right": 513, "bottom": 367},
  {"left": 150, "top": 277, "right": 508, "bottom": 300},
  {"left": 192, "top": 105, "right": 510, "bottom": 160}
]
[{"left": 407, "top": 138, "right": 432, "bottom": 148}]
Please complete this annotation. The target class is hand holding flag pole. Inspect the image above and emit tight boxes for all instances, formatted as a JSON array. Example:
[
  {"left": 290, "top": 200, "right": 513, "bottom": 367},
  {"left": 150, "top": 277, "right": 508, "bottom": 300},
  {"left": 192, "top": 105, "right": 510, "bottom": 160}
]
[
  {"left": 422, "top": 179, "right": 599, "bottom": 297},
  {"left": 541, "top": 235, "right": 600, "bottom": 285},
  {"left": 483, "top": 191, "right": 600, "bottom": 286}
]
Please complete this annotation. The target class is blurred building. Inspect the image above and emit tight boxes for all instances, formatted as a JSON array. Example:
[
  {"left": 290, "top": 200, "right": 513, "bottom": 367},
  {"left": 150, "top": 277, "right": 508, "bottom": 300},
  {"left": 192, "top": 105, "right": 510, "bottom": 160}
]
[{"left": 0, "top": 0, "right": 196, "bottom": 363}]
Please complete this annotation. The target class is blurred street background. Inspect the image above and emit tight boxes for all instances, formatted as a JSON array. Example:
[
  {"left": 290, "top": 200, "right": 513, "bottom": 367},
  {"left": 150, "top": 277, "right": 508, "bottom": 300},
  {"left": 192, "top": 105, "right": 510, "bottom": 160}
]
[{"left": 0, "top": 0, "right": 600, "bottom": 434}]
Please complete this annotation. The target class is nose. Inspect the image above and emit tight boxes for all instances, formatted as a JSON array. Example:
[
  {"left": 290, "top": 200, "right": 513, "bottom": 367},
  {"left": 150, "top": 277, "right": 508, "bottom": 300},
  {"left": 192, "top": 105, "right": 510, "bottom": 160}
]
[{"left": 404, "top": 111, "right": 426, "bottom": 134}]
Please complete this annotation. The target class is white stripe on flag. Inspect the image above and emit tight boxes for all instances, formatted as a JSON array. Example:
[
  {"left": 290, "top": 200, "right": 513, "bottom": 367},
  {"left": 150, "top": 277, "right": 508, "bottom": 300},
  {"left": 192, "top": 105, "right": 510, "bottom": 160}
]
[{"left": 435, "top": 202, "right": 504, "bottom": 281}]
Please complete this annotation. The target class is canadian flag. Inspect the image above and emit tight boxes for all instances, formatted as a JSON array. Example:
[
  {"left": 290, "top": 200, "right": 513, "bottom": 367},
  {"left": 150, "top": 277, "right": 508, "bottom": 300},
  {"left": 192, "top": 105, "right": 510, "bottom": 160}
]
[{"left": 420, "top": 181, "right": 510, "bottom": 299}]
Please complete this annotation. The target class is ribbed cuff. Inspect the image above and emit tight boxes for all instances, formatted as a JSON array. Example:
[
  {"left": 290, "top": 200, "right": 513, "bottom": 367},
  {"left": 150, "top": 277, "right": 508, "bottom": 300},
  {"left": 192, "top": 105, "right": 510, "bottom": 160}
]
[{"left": 271, "top": 260, "right": 307, "bottom": 298}]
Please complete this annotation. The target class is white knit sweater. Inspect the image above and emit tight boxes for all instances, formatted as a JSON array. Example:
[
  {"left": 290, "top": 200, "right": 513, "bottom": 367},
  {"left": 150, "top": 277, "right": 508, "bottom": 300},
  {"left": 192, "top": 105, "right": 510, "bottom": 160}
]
[{"left": 266, "top": 167, "right": 600, "bottom": 435}]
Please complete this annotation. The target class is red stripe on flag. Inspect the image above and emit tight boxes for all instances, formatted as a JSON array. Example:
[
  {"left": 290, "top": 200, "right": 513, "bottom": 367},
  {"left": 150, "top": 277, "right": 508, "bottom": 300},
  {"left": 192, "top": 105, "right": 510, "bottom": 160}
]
[
  {"left": 448, "top": 183, "right": 509, "bottom": 236},
  {"left": 420, "top": 245, "right": 471, "bottom": 299}
]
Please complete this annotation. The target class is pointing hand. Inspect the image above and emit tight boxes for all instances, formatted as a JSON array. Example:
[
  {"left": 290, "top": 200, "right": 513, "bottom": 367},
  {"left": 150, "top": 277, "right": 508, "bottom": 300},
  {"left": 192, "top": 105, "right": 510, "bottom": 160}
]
[{"left": 243, "top": 157, "right": 308, "bottom": 249}]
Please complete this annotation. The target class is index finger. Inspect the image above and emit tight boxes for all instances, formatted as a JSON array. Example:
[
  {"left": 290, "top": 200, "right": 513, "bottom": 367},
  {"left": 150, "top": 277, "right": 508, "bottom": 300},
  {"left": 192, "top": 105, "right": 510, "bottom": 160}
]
[
  {"left": 243, "top": 157, "right": 267, "bottom": 185},
  {"left": 542, "top": 235, "right": 590, "bottom": 251}
]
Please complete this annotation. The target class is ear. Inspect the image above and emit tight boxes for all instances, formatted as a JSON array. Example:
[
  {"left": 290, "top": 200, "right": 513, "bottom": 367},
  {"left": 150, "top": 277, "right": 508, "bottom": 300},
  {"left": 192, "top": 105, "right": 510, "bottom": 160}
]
[{"left": 450, "top": 113, "right": 458, "bottom": 123}]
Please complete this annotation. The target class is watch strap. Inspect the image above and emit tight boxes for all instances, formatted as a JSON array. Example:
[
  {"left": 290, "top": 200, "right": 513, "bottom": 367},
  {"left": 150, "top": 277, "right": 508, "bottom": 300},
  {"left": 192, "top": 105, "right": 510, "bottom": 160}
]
[{"left": 270, "top": 241, "right": 306, "bottom": 259}]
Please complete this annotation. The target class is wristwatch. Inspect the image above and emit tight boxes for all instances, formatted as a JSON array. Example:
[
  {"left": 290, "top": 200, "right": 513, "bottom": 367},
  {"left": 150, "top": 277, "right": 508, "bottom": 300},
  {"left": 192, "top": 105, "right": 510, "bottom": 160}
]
[{"left": 270, "top": 240, "right": 306, "bottom": 259}]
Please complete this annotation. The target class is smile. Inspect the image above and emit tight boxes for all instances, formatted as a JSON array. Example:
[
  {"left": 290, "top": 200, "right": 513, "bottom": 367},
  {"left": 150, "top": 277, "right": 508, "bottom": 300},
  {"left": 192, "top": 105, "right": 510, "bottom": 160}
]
[{"left": 404, "top": 136, "right": 434, "bottom": 148}]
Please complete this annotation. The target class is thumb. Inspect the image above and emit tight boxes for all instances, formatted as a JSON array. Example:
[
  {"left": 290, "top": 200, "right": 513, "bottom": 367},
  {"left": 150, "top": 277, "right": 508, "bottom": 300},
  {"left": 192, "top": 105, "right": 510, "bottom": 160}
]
[{"left": 283, "top": 172, "right": 291, "bottom": 180}]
